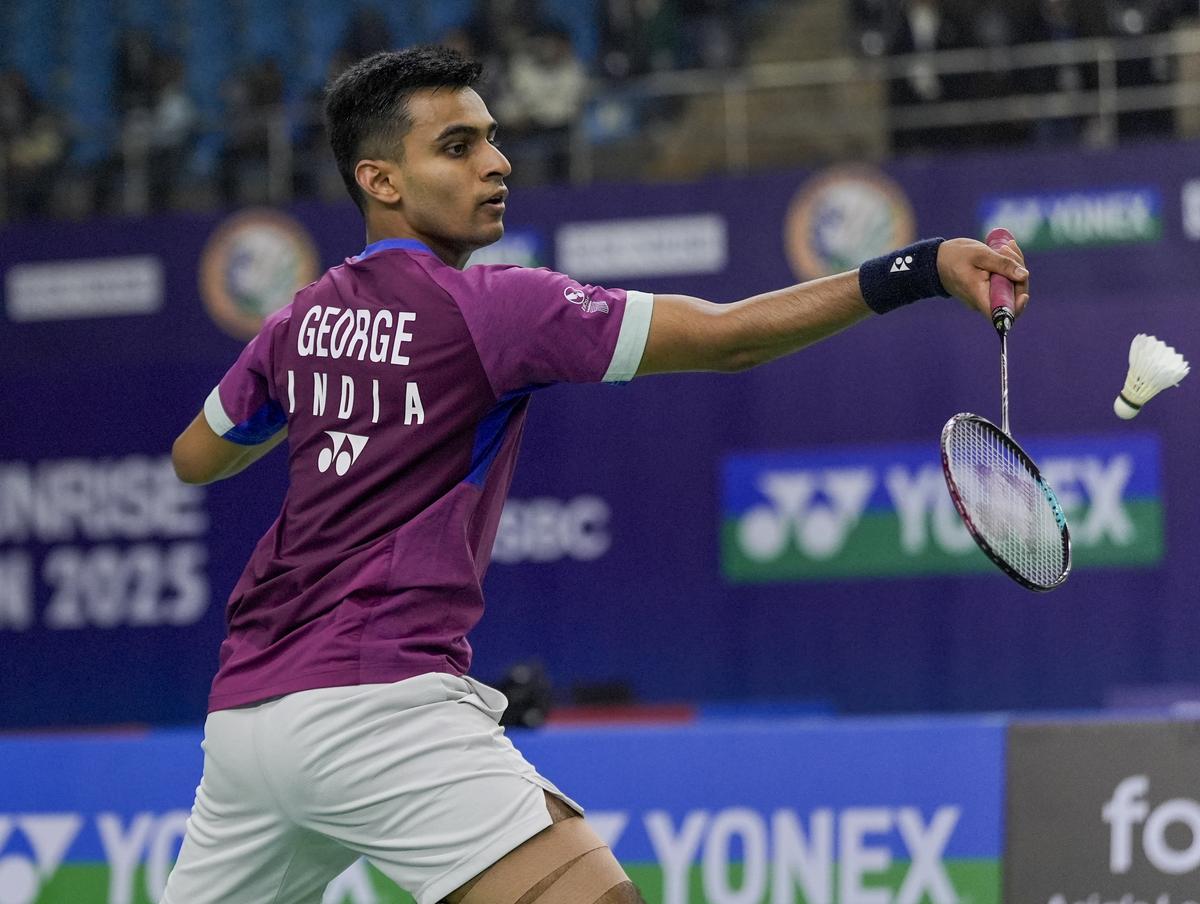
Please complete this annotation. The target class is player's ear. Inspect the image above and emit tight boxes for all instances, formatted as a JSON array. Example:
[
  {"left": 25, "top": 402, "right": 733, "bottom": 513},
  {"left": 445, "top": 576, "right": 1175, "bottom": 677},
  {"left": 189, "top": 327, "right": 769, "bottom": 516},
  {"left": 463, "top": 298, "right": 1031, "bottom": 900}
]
[{"left": 354, "top": 159, "right": 401, "bottom": 206}]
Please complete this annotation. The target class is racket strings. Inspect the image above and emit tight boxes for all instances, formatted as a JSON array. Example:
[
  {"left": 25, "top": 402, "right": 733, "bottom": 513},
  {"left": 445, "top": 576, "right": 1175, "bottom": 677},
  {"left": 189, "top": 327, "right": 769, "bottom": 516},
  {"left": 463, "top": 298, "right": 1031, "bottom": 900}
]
[{"left": 946, "top": 419, "right": 1065, "bottom": 586}]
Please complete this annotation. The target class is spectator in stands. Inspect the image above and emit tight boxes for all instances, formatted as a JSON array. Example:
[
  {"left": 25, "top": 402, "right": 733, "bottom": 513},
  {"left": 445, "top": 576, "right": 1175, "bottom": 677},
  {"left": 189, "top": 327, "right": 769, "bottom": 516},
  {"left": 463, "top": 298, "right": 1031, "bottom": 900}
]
[
  {"left": 1104, "top": 0, "right": 1179, "bottom": 138},
  {"left": 220, "top": 59, "right": 285, "bottom": 204},
  {"left": 885, "top": 0, "right": 971, "bottom": 152},
  {"left": 0, "top": 69, "right": 66, "bottom": 220},
  {"left": 962, "top": 0, "right": 1029, "bottom": 146},
  {"left": 678, "top": 0, "right": 741, "bottom": 71},
  {"left": 851, "top": 0, "right": 894, "bottom": 57},
  {"left": 599, "top": 0, "right": 684, "bottom": 76},
  {"left": 146, "top": 53, "right": 197, "bottom": 211},
  {"left": 116, "top": 30, "right": 159, "bottom": 119},
  {"left": 336, "top": 7, "right": 395, "bottom": 70},
  {"left": 1020, "top": 0, "right": 1093, "bottom": 144},
  {"left": 495, "top": 22, "right": 587, "bottom": 183}
]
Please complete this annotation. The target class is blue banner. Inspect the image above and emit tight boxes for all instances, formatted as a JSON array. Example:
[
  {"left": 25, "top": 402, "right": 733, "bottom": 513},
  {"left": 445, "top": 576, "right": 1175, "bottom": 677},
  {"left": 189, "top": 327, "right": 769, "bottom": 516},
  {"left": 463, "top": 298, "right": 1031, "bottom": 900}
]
[{"left": 0, "top": 716, "right": 1004, "bottom": 903}]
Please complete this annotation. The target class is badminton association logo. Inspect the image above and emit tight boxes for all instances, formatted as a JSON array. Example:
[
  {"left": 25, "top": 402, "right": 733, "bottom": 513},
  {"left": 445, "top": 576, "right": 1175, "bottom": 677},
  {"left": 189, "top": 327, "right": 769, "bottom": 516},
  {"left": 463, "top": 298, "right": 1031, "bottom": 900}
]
[
  {"left": 563, "top": 284, "right": 609, "bottom": 315},
  {"left": 199, "top": 208, "right": 320, "bottom": 340},
  {"left": 783, "top": 165, "right": 916, "bottom": 280}
]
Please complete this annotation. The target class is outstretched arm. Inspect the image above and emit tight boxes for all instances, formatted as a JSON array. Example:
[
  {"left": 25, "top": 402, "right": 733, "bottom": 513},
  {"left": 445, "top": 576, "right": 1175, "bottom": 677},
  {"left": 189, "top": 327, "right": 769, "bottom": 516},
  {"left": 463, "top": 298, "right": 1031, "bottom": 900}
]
[
  {"left": 172, "top": 413, "right": 287, "bottom": 485},
  {"left": 636, "top": 237, "right": 1029, "bottom": 376}
]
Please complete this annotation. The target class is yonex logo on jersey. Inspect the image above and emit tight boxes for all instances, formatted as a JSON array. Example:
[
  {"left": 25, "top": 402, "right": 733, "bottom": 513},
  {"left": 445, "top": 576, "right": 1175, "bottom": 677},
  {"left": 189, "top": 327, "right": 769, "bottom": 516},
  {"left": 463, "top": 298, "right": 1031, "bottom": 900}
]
[
  {"left": 890, "top": 255, "right": 913, "bottom": 272},
  {"left": 563, "top": 285, "right": 609, "bottom": 315},
  {"left": 317, "top": 431, "right": 369, "bottom": 476}
]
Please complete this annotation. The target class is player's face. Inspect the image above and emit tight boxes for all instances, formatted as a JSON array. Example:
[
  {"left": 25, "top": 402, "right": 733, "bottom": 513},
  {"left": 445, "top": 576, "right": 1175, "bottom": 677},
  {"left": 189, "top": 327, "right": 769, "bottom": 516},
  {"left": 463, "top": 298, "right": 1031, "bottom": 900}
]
[{"left": 393, "top": 87, "right": 511, "bottom": 265}]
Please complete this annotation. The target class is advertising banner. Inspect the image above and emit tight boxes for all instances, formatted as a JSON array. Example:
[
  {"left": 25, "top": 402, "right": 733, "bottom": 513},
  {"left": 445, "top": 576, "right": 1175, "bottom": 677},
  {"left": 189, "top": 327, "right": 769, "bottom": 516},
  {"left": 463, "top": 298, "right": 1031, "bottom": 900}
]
[
  {"left": 721, "top": 434, "right": 1162, "bottom": 581},
  {"left": 0, "top": 716, "right": 1003, "bottom": 904},
  {"left": 3, "top": 138, "right": 1200, "bottom": 726},
  {"left": 1005, "top": 719, "right": 1200, "bottom": 904}
]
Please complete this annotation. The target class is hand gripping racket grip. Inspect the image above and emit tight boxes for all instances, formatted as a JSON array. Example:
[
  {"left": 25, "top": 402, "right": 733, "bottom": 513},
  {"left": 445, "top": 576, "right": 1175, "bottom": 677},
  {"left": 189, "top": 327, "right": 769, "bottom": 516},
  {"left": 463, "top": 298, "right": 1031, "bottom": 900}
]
[{"left": 985, "top": 226, "right": 1016, "bottom": 333}]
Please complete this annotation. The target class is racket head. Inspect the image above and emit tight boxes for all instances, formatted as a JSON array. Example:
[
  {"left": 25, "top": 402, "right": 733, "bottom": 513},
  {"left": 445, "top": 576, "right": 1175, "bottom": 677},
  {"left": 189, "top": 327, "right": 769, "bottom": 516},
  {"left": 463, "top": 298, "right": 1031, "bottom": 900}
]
[{"left": 940, "top": 413, "right": 1072, "bottom": 591}]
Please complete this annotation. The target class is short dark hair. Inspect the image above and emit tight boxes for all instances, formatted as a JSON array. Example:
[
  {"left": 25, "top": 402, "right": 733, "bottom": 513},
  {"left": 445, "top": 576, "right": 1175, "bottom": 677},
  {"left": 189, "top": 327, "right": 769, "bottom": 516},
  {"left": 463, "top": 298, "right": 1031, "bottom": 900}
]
[{"left": 324, "top": 46, "right": 482, "bottom": 213}]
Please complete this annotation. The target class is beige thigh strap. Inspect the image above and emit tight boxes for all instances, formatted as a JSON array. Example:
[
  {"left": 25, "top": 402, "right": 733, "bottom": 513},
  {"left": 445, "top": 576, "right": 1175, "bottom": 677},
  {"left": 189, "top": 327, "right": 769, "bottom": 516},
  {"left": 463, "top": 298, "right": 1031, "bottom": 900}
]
[
  {"left": 459, "top": 817, "right": 604, "bottom": 904},
  {"left": 535, "top": 847, "right": 629, "bottom": 904}
]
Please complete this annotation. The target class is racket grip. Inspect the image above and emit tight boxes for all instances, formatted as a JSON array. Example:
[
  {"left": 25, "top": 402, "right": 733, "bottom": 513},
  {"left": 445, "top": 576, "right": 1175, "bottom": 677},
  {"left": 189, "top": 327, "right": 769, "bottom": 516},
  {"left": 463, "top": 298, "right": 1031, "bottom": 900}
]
[{"left": 985, "top": 226, "right": 1016, "bottom": 331}]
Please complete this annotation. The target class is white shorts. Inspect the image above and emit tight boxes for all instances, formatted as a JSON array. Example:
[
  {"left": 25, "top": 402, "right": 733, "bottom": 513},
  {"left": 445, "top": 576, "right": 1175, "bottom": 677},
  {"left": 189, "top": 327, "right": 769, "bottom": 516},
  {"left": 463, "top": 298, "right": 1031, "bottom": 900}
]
[{"left": 162, "top": 673, "right": 581, "bottom": 904}]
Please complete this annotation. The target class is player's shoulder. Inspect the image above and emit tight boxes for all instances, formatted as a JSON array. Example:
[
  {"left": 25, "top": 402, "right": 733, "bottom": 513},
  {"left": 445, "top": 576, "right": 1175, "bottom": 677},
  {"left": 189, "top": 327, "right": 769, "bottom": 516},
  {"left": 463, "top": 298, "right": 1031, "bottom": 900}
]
[
  {"left": 259, "top": 299, "right": 296, "bottom": 334},
  {"left": 440, "top": 262, "right": 583, "bottom": 302}
]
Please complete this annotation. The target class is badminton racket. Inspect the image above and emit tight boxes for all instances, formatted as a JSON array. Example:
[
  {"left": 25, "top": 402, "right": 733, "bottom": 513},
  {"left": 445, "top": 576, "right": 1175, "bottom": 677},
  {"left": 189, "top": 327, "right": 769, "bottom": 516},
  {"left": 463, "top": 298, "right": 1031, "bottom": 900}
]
[{"left": 939, "top": 227, "right": 1071, "bottom": 591}]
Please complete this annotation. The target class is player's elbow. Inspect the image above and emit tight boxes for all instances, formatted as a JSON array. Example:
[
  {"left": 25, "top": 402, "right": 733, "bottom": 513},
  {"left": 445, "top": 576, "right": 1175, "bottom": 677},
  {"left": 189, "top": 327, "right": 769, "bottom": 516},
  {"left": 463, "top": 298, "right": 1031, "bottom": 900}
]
[
  {"left": 172, "top": 436, "right": 219, "bottom": 485},
  {"left": 714, "top": 344, "right": 767, "bottom": 373},
  {"left": 708, "top": 307, "right": 773, "bottom": 373}
]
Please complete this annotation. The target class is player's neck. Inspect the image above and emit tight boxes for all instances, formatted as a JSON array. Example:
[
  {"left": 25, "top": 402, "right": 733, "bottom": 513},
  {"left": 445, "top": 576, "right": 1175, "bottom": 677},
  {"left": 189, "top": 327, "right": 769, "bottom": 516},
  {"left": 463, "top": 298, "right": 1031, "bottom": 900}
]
[{"left": 365, "top": 215, "right": 470, "bottom": 270}]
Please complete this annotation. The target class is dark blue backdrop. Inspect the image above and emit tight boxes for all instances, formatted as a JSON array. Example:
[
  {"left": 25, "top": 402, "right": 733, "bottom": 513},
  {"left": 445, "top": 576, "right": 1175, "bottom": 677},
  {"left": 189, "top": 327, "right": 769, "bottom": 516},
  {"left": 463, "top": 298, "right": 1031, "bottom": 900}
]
[{"left": 2, "top": 139, "right": 1198, "bottom": 727}]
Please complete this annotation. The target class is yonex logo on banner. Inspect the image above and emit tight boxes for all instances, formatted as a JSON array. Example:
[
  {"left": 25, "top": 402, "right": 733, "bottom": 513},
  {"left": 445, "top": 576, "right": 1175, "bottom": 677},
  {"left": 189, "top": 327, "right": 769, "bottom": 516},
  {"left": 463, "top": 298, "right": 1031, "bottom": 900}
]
[
  {"left": 978, "top": 188, "right": 1162, "bottom": 251},
  {"left": 0, "top": 814, "right": 82, "bottom": 904},
  {"left": 642, "top": 805, "right": 961, "bottom": 904},
  {"left": 721, "top": 436, "right": 1163, "bottom": 582}
]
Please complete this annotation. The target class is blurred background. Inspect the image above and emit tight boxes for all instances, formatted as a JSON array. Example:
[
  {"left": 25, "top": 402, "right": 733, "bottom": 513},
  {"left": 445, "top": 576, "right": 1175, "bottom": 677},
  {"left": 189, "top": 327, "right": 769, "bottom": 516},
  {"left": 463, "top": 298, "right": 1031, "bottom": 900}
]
[
  {"left": 4, "top": 3, "right": 1200, "bottom": 902},
  {"left": 1, "top": 0, "right": 1197, "bottom": 218}
]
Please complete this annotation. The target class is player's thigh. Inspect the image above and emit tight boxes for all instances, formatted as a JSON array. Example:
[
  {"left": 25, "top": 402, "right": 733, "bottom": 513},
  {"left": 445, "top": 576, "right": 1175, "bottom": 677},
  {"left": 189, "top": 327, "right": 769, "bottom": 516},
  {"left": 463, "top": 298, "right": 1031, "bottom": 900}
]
[
  {"left": 163, "top": 820, "right": 357, "bottom": 904},
  {"left": 444, "top": 800, "right": 641, "bottom": 904},
  {"left": 162, "top": 708, "right": 358, "bottom": 904},
  {"left": 301, "top": 675, "right": 592, "bottom": 904}
]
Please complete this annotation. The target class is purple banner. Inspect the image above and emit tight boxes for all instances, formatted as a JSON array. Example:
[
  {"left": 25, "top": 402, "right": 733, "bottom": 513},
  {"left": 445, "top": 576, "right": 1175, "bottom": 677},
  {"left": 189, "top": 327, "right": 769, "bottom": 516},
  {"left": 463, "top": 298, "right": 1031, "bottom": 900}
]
[{"left": 2, "top": 138, "right": 1198, "bottom": 727}]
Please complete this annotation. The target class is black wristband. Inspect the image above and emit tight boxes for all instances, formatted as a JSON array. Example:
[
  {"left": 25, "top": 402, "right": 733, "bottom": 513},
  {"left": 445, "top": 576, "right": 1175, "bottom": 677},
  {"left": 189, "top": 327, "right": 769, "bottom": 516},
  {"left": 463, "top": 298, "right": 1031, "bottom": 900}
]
[{"left": 858, "top": 238, "right": 950, "bottom": 314}]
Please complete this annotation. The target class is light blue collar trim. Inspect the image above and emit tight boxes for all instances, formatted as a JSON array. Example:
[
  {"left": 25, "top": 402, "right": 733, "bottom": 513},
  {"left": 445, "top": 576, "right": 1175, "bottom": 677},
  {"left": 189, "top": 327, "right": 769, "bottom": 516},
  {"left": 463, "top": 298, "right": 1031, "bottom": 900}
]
[{"left": 357, "top": 238, "right": 435, "bottom": 260}]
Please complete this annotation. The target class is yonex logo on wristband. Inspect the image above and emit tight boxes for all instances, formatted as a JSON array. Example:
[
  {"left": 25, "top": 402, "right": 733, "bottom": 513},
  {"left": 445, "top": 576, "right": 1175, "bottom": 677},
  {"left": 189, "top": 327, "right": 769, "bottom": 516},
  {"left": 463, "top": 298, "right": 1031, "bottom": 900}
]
[{"left": 860, "top": 238, "right": 947, "bottom": 314}]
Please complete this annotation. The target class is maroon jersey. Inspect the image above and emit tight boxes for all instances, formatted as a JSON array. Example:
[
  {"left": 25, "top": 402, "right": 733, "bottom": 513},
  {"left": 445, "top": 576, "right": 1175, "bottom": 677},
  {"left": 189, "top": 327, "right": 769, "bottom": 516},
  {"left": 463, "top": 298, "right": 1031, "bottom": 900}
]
[{"left": 202, "top": 238, "right": 652, "bottom": 710}]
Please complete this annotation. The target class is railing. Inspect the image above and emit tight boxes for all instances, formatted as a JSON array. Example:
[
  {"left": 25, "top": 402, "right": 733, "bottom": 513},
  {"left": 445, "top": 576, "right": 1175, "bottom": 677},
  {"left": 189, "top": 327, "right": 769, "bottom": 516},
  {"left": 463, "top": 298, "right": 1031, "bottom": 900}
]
[
  {"left": 568, "top": 23, "right": 1200, "bottom": 179},
  {"left": 3, "top": 23, "right": 1200, "bottom": 223}
]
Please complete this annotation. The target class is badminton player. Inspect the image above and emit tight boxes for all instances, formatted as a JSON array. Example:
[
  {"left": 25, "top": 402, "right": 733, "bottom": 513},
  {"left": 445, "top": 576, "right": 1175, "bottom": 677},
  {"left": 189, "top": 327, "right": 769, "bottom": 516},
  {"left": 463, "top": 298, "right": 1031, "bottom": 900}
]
[{"left": 166, "top": 46, "right": 1029, "bottom": 904}]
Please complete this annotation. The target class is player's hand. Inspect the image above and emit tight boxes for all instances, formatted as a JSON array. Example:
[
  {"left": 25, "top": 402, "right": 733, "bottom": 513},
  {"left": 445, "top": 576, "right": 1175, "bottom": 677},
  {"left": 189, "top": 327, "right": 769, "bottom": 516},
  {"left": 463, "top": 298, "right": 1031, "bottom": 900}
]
[{"left": 936, "top": 237, "right": 1030, "bottom": 321}]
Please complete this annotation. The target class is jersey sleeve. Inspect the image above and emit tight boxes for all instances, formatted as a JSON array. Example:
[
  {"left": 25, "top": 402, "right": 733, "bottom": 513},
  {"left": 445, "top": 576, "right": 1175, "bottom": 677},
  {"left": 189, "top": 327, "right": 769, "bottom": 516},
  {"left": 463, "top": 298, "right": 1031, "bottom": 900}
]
[
  {"left": 202, "top": 308, "right": 290, "bottom": 446},
  {"left": 449, "top": 265, "right": 654, "bottom": 398}
]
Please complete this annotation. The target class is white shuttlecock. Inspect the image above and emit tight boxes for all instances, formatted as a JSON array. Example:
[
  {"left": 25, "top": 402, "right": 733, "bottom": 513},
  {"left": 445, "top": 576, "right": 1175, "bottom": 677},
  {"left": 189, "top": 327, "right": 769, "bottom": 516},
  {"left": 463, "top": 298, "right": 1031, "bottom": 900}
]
[{"left": 1114, "top": 333, "right": 1190, "bottom": 419}]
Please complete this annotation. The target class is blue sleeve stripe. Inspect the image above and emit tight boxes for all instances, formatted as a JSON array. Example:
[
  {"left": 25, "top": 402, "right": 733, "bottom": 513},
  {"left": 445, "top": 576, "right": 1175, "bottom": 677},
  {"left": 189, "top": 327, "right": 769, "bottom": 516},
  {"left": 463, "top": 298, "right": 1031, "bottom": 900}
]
[{"left": 224, "top": 400, "right": 287, "bottom": 445}]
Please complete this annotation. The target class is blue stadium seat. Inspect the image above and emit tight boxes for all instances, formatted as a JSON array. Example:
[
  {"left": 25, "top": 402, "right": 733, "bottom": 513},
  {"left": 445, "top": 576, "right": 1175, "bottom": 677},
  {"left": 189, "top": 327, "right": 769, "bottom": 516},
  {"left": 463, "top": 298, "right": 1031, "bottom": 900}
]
[
  {"left": 63, "top": 0, "right": 117, "bottom": 166},
  {"left": 296, "top": 0, "right": 353, "bottom": 94},
  {"left": 540, "top": 0, "right": 599, "bottom": 63},
  {"left": 9, "top": 0, "right": 58, "bottom": 100},
  {"left": 423, "top": 0, "right": 475, "bottom": 42},
  {"left": 241, "top": 0, "right": 298, "bottom": 97},
  {"left": 180, "top": 0, "right": 237, "bottom": 175},
  {"left": 182, "top": 0, "right": 234, "bottom": 121},
  {"left": 120, "top": 0, "right": 175, "bottom": 48}
]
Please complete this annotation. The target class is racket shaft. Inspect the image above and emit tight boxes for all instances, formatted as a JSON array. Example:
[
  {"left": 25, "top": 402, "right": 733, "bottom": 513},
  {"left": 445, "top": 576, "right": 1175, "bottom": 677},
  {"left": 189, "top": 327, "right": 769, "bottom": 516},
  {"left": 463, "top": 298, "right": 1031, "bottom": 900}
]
[{"left": 1000, "top": 331, "right": 1009, "bottom": 435}]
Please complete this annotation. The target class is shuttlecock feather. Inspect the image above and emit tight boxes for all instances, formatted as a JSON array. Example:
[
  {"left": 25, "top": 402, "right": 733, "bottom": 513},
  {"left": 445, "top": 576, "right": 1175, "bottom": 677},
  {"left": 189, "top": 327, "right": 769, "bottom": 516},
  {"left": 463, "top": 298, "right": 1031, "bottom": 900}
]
[{"left": 1114, "top": 333, "right": 1190, "bottom": 419}]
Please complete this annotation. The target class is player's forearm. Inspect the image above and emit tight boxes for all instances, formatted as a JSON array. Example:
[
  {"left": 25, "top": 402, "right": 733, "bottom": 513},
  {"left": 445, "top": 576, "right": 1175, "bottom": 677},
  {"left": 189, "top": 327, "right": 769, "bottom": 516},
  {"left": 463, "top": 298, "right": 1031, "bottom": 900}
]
[
  {"left": 637, "top": 270, "right": 870, "bottom": 375},
  {"left": 717, "top": 271, "right": 872, "bottom": 371}
]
